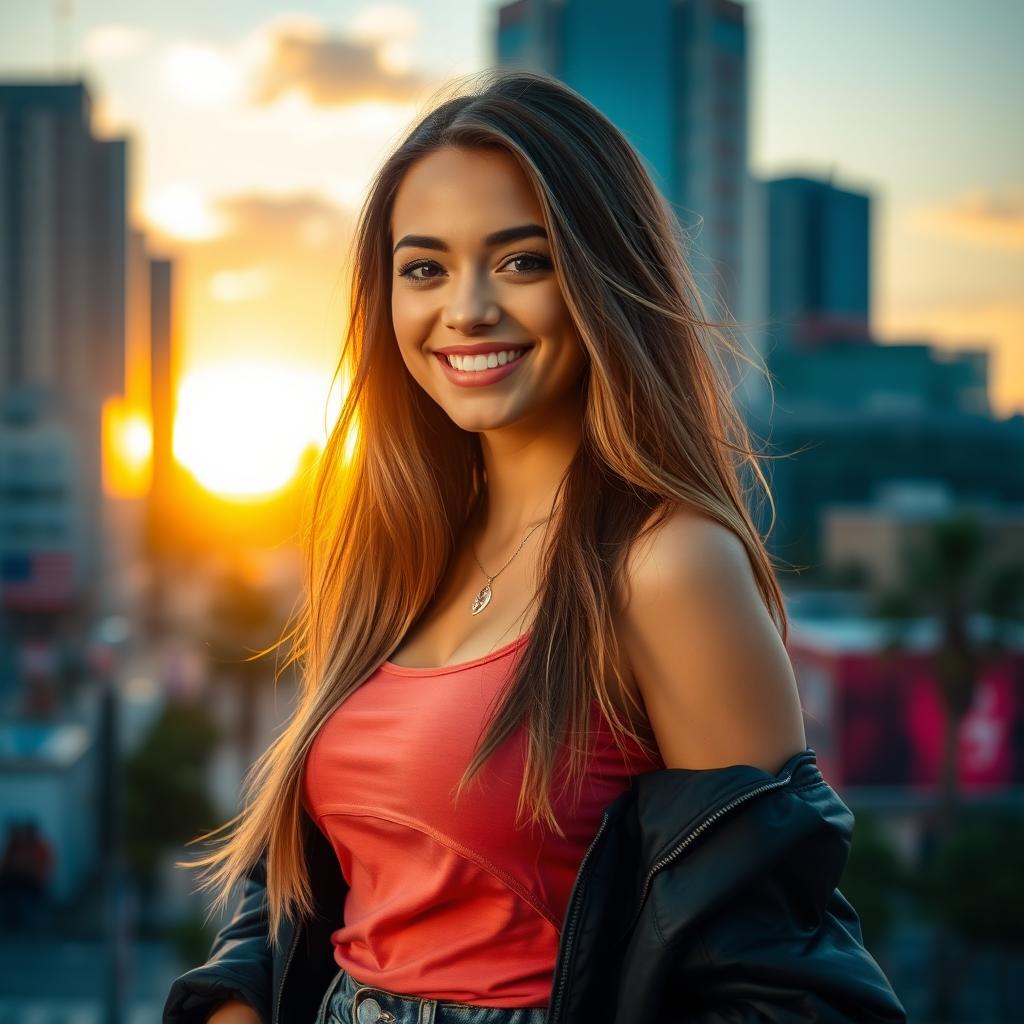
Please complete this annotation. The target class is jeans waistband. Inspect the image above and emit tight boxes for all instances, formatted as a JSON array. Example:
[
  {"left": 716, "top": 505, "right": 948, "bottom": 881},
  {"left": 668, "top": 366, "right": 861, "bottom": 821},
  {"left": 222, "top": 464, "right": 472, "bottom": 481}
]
[{"left": 316, "top": 965, "right": 549, "bottom": 1024}]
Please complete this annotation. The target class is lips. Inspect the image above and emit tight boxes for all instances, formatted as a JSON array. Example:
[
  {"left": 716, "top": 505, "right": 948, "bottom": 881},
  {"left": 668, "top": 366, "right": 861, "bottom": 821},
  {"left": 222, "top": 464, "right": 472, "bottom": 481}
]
[{"left": 434, "top": 344, "right": 533, "bottom": 388}]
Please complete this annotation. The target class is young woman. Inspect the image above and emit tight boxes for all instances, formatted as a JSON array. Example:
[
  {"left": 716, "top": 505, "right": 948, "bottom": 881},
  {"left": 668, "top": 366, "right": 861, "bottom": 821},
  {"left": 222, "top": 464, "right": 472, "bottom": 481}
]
[{"left": 164, "top": 70, "right": 906, "bottom": 1024}]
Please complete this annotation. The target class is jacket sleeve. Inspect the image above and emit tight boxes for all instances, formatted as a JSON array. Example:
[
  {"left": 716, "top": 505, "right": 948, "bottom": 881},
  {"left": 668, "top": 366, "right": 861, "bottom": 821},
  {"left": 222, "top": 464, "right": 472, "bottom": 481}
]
[
  {"left": 163, "top": 851, "right": 274, "bottom": 1024},
  {"left": 664, "top": 784, "right": 907, "bottom": 1023}
]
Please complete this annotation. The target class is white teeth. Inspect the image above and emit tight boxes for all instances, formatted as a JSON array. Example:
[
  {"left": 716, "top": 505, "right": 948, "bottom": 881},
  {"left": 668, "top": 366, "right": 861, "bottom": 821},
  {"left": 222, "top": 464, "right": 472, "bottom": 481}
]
[{"left": 445, "top": 348, "right": 528, "bottom": 372}]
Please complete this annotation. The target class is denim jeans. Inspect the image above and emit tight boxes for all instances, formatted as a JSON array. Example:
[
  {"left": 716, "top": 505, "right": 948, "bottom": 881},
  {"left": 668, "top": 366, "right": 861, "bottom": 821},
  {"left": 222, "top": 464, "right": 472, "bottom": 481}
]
[{"left": 313, "top": 965, "right": 549, "bottom": 1024}]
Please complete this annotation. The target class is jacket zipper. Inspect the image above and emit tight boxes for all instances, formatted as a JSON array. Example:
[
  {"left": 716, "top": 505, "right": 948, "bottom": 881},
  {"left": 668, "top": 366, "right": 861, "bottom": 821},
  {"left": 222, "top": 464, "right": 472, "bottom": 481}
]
[
  {"left": 548, "top": 808, "right": 610, "bottom": 1024},
  {"left": 617, "top": 769, "right": 795, "bottom": 944},
  {"left": 274, "top": 926, "right": 301, "bottom": 1024},
  {"left": 548, "top": 769, "right": 796, "bottom": 1023}
]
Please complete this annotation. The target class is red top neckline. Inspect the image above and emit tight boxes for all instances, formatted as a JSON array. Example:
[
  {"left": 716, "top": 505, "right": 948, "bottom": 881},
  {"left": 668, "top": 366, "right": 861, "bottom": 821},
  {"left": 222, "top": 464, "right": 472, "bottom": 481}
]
[{"left": 379, "top": 629, "right": 532, "bottom": 676}]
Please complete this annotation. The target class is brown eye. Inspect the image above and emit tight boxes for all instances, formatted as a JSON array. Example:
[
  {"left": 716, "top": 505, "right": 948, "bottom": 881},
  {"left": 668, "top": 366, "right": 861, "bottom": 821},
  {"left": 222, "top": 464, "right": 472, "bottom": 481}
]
[
  {"left": 501, "top": 253, "right": 551, "bottom": 274},
  {"left": 397, "top": 260, "right": 443, "bottom": 282}
]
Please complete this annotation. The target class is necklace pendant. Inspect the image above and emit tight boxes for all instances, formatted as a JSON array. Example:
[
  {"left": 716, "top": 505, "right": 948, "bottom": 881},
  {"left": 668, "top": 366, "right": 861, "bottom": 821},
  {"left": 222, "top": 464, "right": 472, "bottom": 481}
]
[{"left": 470, "top": 582, "right": 492, "bottom": 615}]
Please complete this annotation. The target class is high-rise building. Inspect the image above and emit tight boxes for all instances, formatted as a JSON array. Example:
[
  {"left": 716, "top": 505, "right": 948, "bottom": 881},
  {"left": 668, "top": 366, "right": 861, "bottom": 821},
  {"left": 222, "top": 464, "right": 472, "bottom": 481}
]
[
  {"left": 148, "top": 258, "right": 176, "bottom": 563},
  {"left": 143, "top": 255, "right": 182, "bottom": 629},
  {"left": 0, "top": 80, "right": 129, "bottom": 614},
  {"left": 758, "top": 172, "right": 989, "bottom": 420},
  {"left": 494, "top": 0, "right": 751, "bottom": 329},
  {"left": 765, "top": 175, "right": 871, "bottom": 352},
  {"left": 0, "top": 81, "right": 126, "bottom": 412}
]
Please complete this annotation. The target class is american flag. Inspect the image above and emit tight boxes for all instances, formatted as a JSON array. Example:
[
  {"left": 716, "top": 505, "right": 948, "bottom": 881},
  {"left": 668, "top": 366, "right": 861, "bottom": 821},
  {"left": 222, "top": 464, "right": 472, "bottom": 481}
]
[{"left": 1, "top": 550, "right": 76, "bottom": 611}]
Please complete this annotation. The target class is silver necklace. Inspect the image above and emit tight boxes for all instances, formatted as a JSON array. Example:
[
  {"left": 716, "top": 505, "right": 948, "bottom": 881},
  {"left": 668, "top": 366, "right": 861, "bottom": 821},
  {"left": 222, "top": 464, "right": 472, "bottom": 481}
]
[{"left": 470, "top": 516, "right": 550, "bottom": 615}]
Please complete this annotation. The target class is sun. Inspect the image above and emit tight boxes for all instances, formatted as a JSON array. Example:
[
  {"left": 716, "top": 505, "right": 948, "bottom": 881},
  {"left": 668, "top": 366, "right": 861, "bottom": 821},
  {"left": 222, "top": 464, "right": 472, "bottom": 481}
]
[{"left": 174, "top": 361, "right": 332, "bottom": 499}]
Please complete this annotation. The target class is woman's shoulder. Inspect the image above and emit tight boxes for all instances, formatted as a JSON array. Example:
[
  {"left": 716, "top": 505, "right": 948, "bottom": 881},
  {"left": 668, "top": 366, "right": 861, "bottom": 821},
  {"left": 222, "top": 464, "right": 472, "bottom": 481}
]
[
  {"left": 622, "top": 502, "right": 748, "bottom": 596},
  {"left": 603, "top": 503, "right": 741, "bottom": 741},
  {"left": 614, "top": 501, "right": 806, "bottom": 774}
]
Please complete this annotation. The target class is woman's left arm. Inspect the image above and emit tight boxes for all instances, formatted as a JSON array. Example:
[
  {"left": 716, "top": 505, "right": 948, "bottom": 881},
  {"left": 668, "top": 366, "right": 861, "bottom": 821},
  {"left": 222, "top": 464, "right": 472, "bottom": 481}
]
[
  {"left": 619, "top": 510, "right": 907, "bottom": 1022},
  {"left": 619, "top": 508, "right": 807, "bottom": 778}
]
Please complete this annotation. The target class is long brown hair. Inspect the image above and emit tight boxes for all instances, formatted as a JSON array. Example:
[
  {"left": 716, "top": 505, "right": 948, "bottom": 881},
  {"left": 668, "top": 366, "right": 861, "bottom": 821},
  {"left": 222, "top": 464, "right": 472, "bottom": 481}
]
[{"left": 178, "top": 67, "right": 789, "bottom": 945}]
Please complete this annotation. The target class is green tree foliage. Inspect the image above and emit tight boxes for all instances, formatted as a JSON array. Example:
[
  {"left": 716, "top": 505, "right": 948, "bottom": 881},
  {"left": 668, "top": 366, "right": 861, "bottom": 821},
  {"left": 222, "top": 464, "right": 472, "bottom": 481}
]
[
  {"left": 121, "top": 699, "right": 222, "bottom": 924},
  {"left": 918, "top": 810, "right": 1024, "bottom": 948},
  {"left": 914, "top": 810, "right": 1024, "bottom": 1021}
]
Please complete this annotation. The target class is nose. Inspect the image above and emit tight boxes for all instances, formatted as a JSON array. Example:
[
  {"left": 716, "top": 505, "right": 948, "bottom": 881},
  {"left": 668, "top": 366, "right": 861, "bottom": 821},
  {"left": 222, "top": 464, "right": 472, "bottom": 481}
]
[{"left": 443, "top": 268, "right": 501, "bottom": 334}]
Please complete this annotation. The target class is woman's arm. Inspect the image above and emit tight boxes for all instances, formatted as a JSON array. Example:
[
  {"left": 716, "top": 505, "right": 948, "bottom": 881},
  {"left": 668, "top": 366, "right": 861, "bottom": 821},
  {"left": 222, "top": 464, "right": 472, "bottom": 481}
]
[
  {"left": 206, "top": 1000, "right": 262, "bottom": 1024},
  {"left": 618, "top": 511, "right": 906, "bottom": 1021},
  {"left": 619, "top": 508, "right": 807, "bottom": 775},
  {"left": 163, "top": 851, "right": 274, "bottom": 1024}
]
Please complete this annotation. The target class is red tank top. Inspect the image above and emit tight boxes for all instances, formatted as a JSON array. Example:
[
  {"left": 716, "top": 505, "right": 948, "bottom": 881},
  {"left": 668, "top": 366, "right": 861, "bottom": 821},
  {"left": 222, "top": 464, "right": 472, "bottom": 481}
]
[{"left": 300, "top": 630, "right": 663, "bottom": 1007}]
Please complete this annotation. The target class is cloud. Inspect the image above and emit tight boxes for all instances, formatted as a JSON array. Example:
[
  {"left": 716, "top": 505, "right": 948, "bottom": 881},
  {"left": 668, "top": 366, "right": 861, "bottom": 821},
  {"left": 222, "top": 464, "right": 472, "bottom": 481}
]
[
  {"left": 83, "top": 23, "right": 152, "bottom": 61},
  {"left": 348, "top": 4, "right": 421, "bottom": 75},
  {"left": 348, "top": 4, "right": 421, "bottom": 43},
  {"left": 142, "top": 187, "right": 352, "bottom": 252},
  {"left": 907, "top": 186, "right": 1024, "bottom": 251},
  {"left": 243, "top": 14, "right": 426, "bottom": 107},
  {"left": 161, "top": 41, "right": 244, "bottom": 106},
  {"left": 213, "top": 192, "right": 353, "bottom": 248},
  {"left": 149, "top": 189, "right": 359, "bottom": 384}
]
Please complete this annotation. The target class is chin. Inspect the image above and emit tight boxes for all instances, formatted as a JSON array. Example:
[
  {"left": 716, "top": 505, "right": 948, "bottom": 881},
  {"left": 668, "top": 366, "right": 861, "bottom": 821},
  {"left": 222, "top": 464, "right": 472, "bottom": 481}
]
[{"left": 441, "top": 403, "right": 524, "bottom": 434}]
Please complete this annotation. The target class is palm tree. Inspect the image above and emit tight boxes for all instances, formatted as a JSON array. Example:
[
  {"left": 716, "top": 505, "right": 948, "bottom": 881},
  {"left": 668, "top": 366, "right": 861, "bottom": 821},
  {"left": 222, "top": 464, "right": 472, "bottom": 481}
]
[{"left": 869, "top": 509, "right": 1024, "bottom": 1020}]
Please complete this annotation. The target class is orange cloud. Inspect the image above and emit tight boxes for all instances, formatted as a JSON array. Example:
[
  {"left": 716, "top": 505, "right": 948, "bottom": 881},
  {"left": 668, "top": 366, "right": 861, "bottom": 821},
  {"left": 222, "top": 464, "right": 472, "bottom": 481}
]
[
  {"left": 213, "top": 192, "right": 353, "bottom": 247},
  {"left": 907, "top": 185, "right": 1024, "bottom": 250},
  {"left": 245, "top": 17, "right": 425, "bottom": 107},
  {"left": 149, "top": 189, "right": 357, "bottom": 397}
]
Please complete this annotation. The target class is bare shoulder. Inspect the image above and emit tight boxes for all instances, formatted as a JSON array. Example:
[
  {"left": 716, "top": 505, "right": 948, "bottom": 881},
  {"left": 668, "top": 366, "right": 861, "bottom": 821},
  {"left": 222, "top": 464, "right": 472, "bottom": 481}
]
[
  {"left": 616, "top": 504, "right": 806, "bottom": 774},
  {"left": 622, "top": 504, "right": 752, "bottom": 600}
]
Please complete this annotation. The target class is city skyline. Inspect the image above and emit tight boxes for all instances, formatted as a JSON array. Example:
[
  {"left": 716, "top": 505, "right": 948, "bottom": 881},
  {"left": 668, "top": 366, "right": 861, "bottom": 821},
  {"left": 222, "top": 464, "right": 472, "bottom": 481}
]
[{"left": 1, "top": 0, "right": 1020, "bottom": 498}]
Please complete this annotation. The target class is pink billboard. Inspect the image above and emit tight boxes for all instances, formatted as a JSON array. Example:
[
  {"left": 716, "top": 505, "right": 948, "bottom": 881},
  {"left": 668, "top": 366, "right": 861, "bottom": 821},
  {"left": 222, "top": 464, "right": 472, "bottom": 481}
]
[{"left": 789, "top": 641, "right": 1024, "bottom": 791}]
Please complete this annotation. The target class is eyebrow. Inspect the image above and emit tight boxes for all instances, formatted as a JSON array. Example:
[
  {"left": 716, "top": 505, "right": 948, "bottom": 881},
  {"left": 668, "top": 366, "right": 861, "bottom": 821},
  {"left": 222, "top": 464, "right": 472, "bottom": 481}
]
[{"left": 392, "top": 223, "right": 548, "bottom": 256}]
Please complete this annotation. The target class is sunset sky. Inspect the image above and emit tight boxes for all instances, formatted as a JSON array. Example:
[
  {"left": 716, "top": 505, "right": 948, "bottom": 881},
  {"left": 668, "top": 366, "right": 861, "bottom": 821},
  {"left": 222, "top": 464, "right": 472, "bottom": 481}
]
[{"left": 1, "top": 1, "right": 1021, "bottom": 494}]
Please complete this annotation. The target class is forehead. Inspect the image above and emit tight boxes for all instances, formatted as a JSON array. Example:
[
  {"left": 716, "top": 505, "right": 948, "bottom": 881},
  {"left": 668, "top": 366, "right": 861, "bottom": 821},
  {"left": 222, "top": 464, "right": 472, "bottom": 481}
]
[{"left": 391, "top": 147, "right": 544, "bottom": 237}]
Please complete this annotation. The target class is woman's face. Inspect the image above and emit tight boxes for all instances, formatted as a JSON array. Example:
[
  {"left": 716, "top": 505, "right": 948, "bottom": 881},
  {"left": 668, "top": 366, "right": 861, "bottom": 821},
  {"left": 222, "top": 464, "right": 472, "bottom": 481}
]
[{"left": 390, "top": 146, "right": 587, "bottom": 433}]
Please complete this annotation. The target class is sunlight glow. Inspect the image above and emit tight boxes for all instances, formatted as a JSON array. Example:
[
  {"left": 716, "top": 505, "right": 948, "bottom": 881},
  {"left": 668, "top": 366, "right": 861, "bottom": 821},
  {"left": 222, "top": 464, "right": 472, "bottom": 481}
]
[
  {"left": 102, "top": 397, "right": 152, "bottom": 499},
  {"left": 144, "top": 185, "right": 226, "bottom": 242},
  {"left": 174, "top": 361, "right": 335, "bottom": 499},
  {"left": 123, "top": 413, "right": 152, "bottom": 464}
]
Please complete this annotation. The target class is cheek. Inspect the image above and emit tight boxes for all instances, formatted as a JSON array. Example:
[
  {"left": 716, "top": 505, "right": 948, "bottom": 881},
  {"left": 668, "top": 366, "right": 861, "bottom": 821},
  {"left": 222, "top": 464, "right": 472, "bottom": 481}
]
[
  {"left": 512, "top": 282, "right": 574, "bottom": 335},
  {"left": 526, "top": 287, "right": 583, "bottom": 367},
  {"left": 391, "top": 292, "right": 421, "bottom": 349}
]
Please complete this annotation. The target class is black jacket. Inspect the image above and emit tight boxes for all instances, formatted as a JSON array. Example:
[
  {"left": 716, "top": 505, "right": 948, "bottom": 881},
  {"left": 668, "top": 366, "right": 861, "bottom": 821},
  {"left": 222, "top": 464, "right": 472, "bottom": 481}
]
[{"left": 164, "top": 746, "right": 907, "bottom": 1024}]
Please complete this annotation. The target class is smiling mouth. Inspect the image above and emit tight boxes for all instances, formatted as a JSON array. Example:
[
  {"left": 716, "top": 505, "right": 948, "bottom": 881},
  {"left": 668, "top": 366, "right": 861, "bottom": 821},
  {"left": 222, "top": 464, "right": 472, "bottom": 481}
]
[
  {"left": 436, "top": 346, "right": 533, "bottom": 372},
  {"left": 433, "top": 344, "right": 535, "bottom": 387}
]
